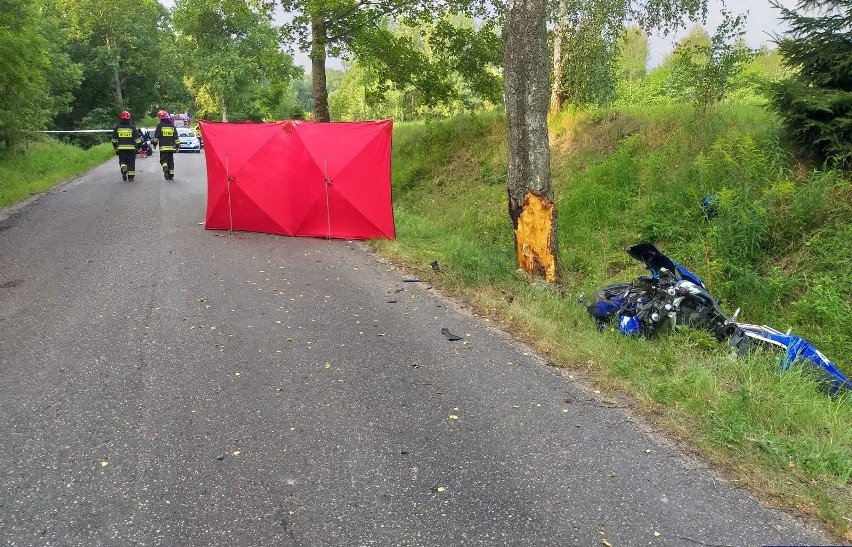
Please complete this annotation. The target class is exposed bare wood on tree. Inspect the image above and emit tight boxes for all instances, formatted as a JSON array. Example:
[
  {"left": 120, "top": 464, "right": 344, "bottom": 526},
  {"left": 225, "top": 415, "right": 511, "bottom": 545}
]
[
  {"left": 220, "top": 96, "right": 228, "bottom": 122},
  {"left": 504, "top": 0, "right": 559, "bottom": 282},
  {"left": 515, "top": 192, "right": 557, "bottom": 281},
  {"left": 311, "top": 15, "right": 330, "bottom": 122}
]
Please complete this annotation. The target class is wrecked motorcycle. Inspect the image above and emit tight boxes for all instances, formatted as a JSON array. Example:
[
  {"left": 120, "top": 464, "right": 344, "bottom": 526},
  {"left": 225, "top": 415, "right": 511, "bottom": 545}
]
[
  {"left": 587, "top": 243, "right": 851, "bottom": 395},
  {"left": 587, "top": 243, "right": 735, "bottom": 340}
]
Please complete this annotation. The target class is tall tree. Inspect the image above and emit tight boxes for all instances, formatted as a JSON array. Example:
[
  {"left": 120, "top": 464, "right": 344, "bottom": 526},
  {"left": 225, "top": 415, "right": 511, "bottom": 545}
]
[
  {"left": 769, "top": 0, "right": 852, "bottom": 167},
  {"left": 616, "top": 24, "right": 648, "bottom": 82},
  {"left": 549, "top": 0, "right": 568, "bottom": 112},
  {"left": 59, "top": 0, "right": 167, "bottom": 116},
  {"left": 669, "top": 13, "right": 752, "bottom": 113},
  {"left": 172, "top": 0, "right": 299, "bottom": 121},
  {"left": 510, "top": 0, "right": 711, "bottom": 282},
  {"left": 0, "top": 0, "right": 52, "bottom": 147},
  {"left": 504, "top": 0, "right": 557, "bottom": 281}
]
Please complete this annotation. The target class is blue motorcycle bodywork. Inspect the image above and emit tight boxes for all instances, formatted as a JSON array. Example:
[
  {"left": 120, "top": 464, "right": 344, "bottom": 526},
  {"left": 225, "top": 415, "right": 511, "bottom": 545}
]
[
  {"left": 733, "top": 324, "right": 851, "bottom": 396},
  {"left": 590, "top": 243, "right": 851, "bottom": 395}
]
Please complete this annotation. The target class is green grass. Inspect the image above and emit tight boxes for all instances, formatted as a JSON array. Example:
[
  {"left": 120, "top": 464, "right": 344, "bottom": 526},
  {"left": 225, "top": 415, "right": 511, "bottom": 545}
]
[
  {"left": 374, "top": 103, "right": 852, "bottom": 540},
  {"left": 0, "top": 138, "right": 115, "bottom": 208}
]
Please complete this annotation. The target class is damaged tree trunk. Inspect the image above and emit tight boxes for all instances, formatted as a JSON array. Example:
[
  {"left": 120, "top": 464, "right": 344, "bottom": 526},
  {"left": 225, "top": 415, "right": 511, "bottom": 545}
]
[{"left": 503, "top": 0, "right": 559, "bottom": 282}]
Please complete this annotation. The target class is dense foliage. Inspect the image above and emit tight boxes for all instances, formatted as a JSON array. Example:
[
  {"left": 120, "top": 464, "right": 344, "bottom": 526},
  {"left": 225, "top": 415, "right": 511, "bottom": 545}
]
[
  {"left": 172, "top": 0, "right": 302, "bottom": 121},
  {"left": 769, "top": 0, "right": 852, "bottom": 167},
  {"left": 548, "top": 0, "right": 711, "bottom": 110},
  {"left": 329, "top": 16, "right": 503, "bottom": 121},
  {"left": 0, "top": 0, "right": 80, "bottom": 148}
]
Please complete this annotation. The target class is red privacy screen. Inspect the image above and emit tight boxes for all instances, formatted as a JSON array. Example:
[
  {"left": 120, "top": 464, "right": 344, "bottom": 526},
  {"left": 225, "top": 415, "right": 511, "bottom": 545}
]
[{"left": 200, "top": 119, "right": 395, "bottom": 240}]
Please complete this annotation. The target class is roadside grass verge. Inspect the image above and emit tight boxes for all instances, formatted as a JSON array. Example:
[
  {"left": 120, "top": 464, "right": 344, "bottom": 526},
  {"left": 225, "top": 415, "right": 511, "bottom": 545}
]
[
  {"left": 373, "top": 104, "right": 852, "bottom": 540},
  {"left": 0, "top": 138, "right": 114, "bottom": 208}
]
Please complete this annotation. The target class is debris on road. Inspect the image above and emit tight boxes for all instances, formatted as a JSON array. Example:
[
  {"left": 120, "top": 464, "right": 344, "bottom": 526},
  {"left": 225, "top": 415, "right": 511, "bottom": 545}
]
[{"left": 441, "top": 328, "right": 462, "bottom": 341}]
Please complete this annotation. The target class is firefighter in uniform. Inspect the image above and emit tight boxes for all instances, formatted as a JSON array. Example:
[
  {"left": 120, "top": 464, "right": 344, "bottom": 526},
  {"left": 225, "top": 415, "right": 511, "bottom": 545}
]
[
  {"left": 111, "top": 111, "right": 142, "bottom": 181},
  {"left": 152, "top": 110, "right": 177, "bottom": 180}
]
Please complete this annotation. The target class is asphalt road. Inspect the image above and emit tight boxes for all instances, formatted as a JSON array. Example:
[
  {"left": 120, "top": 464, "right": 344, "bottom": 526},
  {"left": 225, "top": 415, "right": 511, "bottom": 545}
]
[{"left": 0, "top": 151, "right": 836, "bottom": 546}]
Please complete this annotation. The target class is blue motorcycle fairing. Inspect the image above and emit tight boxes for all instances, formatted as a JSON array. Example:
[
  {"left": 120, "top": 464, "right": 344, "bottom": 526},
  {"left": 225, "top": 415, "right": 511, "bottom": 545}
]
[
  {"left": 735, "top": 324, "right": 851, "bottom": 395},
  {"left": 618, "top": 315, "right": 642, "bottom": 335}
]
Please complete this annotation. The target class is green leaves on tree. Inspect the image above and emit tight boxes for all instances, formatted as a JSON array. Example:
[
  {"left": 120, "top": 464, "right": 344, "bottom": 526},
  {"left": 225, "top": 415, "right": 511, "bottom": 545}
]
[{"left": 769, "top": 0, "right": 852, "bottom": 167}]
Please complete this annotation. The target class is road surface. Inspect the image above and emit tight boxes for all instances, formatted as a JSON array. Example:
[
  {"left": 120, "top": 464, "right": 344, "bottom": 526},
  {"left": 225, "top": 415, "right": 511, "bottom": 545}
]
[{"left": 0, "top": 151, "right": 834, "bottom": 545}]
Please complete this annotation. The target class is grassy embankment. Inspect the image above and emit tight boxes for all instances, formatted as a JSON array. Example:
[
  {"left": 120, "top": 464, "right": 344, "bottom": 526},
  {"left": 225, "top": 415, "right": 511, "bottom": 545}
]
[
  {"left": 0, "top": 137, "right": 114, "bottom": 208},
  {"left": 374, "top": 104, "right": 852, "bottom": 540}
]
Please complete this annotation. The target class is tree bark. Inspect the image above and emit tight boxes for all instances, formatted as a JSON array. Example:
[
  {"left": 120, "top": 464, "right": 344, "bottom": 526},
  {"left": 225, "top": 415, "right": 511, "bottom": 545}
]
[
  {"left": 503, "top": 0, "right": 558, "bottom": 282},
  {"left": 220, "top": 96, "right": 228, "bottom": 122},
  {"left": 106, "top": 37, "right": 123, "bottom": 106},
  {"left": 113, "top": 61, "right": 123, "bottom": 106},
  {"left": 311, "top": 15, "right": 330, "bottom": 122},
  {"left": 549, "top": 0, "right": 567, "bottom": 114}
]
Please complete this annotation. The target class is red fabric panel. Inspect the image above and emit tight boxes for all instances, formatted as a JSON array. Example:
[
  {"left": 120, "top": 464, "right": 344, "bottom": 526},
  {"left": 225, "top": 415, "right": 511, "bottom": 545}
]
[
  {"left": 200, "top": 119, "right": 394, "bottom": 240},
  {"left": 291, "top": 121, "right": 394, "bottom": 239}
]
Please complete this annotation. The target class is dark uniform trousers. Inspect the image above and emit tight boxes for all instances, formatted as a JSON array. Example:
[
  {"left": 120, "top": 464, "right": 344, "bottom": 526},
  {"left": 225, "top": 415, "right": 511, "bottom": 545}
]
[
  {"left": 112, "top": 123, "right": 141, "bottom": 180},
  {"left": 118, "top": 150, "right": 136, "bottom": 177},
  {"left": 160, "top": 151, "right": 175, "bottom": 177},
  {"left": 154, "top": 123, "right": 177, "bottom": 180}
]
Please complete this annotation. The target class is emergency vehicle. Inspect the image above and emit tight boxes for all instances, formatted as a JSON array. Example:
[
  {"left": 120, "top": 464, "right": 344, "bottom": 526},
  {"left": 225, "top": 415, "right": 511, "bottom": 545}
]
[{"left": 173, "top": 114, "right": 191, "bottom": 128}]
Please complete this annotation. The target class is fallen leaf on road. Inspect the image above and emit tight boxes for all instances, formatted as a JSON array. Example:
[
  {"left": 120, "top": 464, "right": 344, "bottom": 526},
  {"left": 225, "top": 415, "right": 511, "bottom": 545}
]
[
  {"left": 325, "top": 363, "right": 332, "bottom": 369},
  {"left": 602, "top": 541, "right": 612, "bottom": 547},
  {"left": 233, "top": 451, "right": 241, "bottom": 456},
  {"left": 436, "top": 486, "right": 446, "bottom": 492},
  {"left": 449, "top": 415, "right": 459, "bottom": 420},
  {"left": 654, "top": 531, "right": 661, "bottom": 537},
  {"left": 100, "top": 461, "right": 108, "bottom": 467}
]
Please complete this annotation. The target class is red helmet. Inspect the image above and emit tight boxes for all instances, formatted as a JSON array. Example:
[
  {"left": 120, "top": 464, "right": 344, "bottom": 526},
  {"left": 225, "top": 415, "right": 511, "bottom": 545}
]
[
  {"left": 157, "top": 110, "right": 168, "bottom": 119},
  {"left": 120, "top": 110, "right": 131, "bottom": 120}
]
